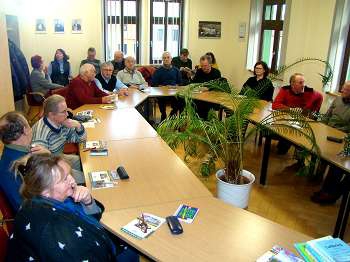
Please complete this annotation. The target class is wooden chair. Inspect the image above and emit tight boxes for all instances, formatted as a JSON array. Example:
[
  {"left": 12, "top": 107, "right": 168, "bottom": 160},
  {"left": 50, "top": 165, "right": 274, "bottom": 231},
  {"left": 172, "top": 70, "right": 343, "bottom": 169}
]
[
  {"left": 0, "top": 226, "right": 9, "bottom": 262},
  {"left": 0, "top": 190, "right": 15, "bottom": 235},
  {"left": 25, "top": 85, "right": 45, "bottom": 125}
]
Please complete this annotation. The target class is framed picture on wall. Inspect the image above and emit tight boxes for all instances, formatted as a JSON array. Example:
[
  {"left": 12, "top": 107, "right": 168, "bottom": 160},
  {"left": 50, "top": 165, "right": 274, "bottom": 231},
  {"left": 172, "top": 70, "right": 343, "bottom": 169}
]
[
  {"left": 53, "top": 19, "right": 65, "bottom": 34},
  {"left": 72, "top": 19, "right": 82, "bottom": 33},
  {"left": 198, "top": 21, "right": 221, "bottom": 38},
  {"left": 35, "top": 18, "right": 47, "bottom": 33}
]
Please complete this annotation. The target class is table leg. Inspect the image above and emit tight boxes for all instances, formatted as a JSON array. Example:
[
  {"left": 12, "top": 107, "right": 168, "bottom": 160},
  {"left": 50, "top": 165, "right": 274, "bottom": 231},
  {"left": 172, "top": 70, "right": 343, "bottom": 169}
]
[
  {"left": 333, "top": 190, "right": 350, "bottom": 239},
  {"left": 260, "top": 135, "right": 271, "bottom": 186}
]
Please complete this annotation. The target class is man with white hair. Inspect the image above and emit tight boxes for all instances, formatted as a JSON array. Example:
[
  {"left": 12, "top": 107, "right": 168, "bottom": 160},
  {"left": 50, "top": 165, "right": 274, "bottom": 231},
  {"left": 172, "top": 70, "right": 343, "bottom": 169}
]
[
  {"left": 152, "top": 51, "right": 182, "bottom": 121},
  {"left": 65, "top": 63, "right": 114, "bottom": 110},
  {"left": 117, "top": 56, "right": 147, "bottom": 88},
  {"left": 111, "top": 50, "right": 125, "bottom": 75}
]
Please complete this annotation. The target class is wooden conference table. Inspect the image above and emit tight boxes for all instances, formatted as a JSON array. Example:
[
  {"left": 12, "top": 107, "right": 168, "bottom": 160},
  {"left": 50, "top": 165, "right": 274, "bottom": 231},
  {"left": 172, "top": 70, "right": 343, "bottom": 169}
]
[
  {"left": 77, "top": 88, "right": 312, "bottom": 261},
  {"left": 249, "top": 102, "right": 350, "bottom": 238}
]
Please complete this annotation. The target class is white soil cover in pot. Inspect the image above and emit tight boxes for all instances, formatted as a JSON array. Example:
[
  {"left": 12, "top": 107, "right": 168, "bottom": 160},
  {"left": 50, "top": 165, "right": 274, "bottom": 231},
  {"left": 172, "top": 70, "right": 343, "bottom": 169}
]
[{"left": 216, "top": 169, "right": 255, "bottom": 209}]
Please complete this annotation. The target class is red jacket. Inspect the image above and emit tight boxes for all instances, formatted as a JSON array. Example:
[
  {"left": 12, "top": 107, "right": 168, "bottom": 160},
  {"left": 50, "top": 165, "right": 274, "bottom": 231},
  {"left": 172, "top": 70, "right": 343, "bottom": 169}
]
[
  {"left": 65, "top": 76, "right": 108, "bottom": 110},
  {"left": 272, "top": 85, "right": 323, "bottom": 112}
]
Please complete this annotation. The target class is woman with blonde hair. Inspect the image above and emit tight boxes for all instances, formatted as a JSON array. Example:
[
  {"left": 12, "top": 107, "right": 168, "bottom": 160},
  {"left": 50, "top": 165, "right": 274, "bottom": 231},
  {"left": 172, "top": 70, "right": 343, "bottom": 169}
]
[{"left": 6, "top": 154, "right": 138, "bottom": 262}]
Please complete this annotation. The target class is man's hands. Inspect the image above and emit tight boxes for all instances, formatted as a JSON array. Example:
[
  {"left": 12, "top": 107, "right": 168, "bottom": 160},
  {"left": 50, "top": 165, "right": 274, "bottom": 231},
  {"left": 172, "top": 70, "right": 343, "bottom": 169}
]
[
  {"left": 62, "top": 119, "right": 82, "bottom": 129},
  {"left": 30, "top": 145, "right": 51, "bottom": 154},
  {"left": 102, "top": 95, "right": 115, "bottom": 104},
  {"left": 118, "top": 88, "right": 129, "bottom": 96}
]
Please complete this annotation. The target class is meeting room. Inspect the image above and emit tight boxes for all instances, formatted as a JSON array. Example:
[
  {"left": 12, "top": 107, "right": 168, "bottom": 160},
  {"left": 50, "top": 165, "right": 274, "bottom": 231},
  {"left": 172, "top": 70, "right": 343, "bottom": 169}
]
[{"left": 0, "top": 0, "right": 350, "bottom": 261}]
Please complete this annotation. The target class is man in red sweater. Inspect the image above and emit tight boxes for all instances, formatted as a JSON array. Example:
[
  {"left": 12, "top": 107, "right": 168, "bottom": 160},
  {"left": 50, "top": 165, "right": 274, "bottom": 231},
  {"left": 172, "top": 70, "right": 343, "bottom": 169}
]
[
  {"left": 272, "top": 73, "right": 323, "bottom": 154},
  {"left": 65, "top": 64, "right": 114, "bottom": 110},
  {"left": 272, "top": 73, "right": 323, "bottom": 112}
]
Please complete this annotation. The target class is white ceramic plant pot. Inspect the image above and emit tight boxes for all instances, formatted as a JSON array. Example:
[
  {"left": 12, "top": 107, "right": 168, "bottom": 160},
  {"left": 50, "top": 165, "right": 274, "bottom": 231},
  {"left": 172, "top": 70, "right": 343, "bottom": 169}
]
[{"left": 216, "top": 169, "right": 255, "bottom": 209}]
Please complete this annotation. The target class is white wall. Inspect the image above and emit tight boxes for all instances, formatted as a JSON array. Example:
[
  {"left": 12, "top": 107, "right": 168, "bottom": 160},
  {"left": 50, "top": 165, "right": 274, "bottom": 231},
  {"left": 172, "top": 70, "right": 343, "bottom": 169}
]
[
  {"left": 0, "top": 12, "right": 15, "bottom": 115},
  {"left": 186, "top": 0, "right": 251, "bottom": 88},
  {"left": 1, "top": 0, "right": 103, "bottom": 77},
  {"left": 282, "top": 0, "right": 335, "bottom": 91}
]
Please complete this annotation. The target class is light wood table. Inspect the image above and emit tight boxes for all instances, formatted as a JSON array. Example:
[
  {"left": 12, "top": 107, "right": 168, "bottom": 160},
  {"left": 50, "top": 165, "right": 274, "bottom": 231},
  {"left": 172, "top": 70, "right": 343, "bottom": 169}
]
[
  {"left": 80, "top": 137, "right": 211, "bottom": 211},
  {"left": 76, "top": 105, "right": 157, "bottom": 141},
  {"left": 102, "top": 197, "right": 311, "bottom": 262},
  {"left": 116, "top": 88, "right": 149, "bottom": 109}
]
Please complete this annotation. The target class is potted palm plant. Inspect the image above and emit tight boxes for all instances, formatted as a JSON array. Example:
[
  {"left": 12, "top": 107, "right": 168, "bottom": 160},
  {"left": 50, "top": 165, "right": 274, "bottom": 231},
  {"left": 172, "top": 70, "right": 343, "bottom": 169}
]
[{"left": 157, "top": 79, "right": 320, "bottom": 208}]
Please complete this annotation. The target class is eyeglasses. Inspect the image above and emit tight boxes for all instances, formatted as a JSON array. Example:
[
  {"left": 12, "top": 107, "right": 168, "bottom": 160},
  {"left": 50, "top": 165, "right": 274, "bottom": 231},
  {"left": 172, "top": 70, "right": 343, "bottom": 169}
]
[{"left": 57, "top": 109, "right": 68, "bottom": 114}]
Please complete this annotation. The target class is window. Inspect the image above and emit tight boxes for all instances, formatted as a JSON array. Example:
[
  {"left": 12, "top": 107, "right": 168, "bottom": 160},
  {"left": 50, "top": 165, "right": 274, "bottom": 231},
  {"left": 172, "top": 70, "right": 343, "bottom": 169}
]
[
  {"left": 340, "top": 26, "right": 350, "bottom": 87},
  {"left": 259, "top": 0, "right": 286, "bottom": 71},
  {"left": 104, "top": 0, "right": 140, "bottom": 62},
  {"left": 150, "top": 0, "right": 184, "bottom": 64}
]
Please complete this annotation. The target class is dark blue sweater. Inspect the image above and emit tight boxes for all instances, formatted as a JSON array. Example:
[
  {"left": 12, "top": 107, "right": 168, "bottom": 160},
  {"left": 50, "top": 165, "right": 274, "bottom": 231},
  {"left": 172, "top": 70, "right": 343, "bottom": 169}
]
[
  {"left": 0, "top": 144, "right": 28, "bottom": 211},
  {"left": 151, "top": 66, "right": 182, "bottom": 86}
]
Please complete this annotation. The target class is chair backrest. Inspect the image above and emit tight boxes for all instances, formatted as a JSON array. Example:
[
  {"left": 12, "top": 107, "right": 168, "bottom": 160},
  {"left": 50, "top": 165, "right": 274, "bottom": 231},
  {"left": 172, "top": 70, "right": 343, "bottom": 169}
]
[
  {"left": 0, "top": 226, "right": 9, "bottom": 262},
  {"left": 26, "top": 85, "right": 44, "bottom": 106},
  {"left": 49, "top": 86, "right": 69, "bottom": 98},
  {"left": 137, "top": 66, "right": 157, "bottom": 86},
  {"left": 0, "top": 190, "right": 15, "bottom": 234}
]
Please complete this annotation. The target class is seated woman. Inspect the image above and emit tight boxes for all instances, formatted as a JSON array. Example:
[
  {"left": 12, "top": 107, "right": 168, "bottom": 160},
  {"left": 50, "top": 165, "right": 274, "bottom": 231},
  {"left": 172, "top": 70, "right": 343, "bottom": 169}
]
[
  {"left": 6, "top": 154, "right": 138, "bottom": 262},
  {"left": 30, "top": 55, "right": 63, "bottom": 101},
  {"left": 240, "top": 61, "right": 274, "bottom": 101},
  {"left": 48, "top": 49, "right": 72, "bottom": 86}
]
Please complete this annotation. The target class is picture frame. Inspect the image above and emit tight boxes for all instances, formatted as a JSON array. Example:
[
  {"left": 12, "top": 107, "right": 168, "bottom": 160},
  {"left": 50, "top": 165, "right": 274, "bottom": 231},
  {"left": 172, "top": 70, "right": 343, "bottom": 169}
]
[
  {"left": 198, "top": 21, "right": 221, "bottom": 38},
  {"left": 72, "top": 19, "right": 82, "bottom": 34},
  {"left": 53, "top": 19, "right": 65, "bottom": 34},
  {"left": 35, "top": 18, "right": 47, "bottom": 34}
]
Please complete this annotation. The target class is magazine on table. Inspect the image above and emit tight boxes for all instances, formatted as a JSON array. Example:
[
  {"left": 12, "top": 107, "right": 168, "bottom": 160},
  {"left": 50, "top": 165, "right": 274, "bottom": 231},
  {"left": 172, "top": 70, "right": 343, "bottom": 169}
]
[
  {"left": 121, "top": 213, "right": 165, "bottom": 239},
  {"left": 88, "top": 170, "right": 118, "bottom": 189}
]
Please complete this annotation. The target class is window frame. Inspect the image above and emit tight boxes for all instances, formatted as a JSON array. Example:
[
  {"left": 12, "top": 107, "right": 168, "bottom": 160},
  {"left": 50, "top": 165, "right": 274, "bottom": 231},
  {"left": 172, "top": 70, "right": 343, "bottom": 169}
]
[
  {"left": 103, "top": 0, "right": 141, "bottom": 63},
  {"left": 339, "top": 25, "right": 350, "bottom": 88},
  {"left": 149, "top": 0, "right": 184, "bottom": 64},
  {"left": 259, "top": 0, "right": 286, "bottom": 72}
]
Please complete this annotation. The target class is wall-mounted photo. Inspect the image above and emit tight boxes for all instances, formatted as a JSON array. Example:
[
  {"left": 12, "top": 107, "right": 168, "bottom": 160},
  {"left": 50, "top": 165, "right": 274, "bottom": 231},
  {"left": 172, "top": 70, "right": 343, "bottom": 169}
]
[
  {"left": 54, "top": 19, "right": 64, "bottom": 33},
  {"left": 35, "top": 18, "right": 46, "bottom": 33},
  {"left": 198, "top": 21, "right": 221, "bottom": 38},
  {"left": 72, "top": 19, "right": 82, "bottom": 33}
]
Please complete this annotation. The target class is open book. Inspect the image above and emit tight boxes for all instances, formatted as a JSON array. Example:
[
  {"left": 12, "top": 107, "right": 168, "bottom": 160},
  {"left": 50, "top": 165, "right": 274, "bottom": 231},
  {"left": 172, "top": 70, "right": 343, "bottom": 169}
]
[
  {"left": 121, "top": 213, "right": 165, "bottom": 239},
  {"left": 84, "top": 140, "right": 108, "bottom": 156},
  {"left": 88, "top": 170, "right": 118, "bottom": 189}
]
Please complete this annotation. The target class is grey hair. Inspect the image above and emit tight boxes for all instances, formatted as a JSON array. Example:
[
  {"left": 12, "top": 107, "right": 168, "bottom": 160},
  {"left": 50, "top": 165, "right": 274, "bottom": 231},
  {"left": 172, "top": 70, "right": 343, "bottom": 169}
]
[
  {"left": 79, "top": 63, "right": 95, "bottom": 75},
  {"left": 0, "top": 111, "right": 28, "bottom": 144},
  {"left": 125, "top": 56, "right": 136, "bottom": 63},
  {"left": 43, "top": 94, "right": 65, "bottom": 116},
  {"left": 162, "top": 51, "right": 172, "bottom": 58},
  {"left": 100, "top": 61, "right": 114, "bottom": 69}
]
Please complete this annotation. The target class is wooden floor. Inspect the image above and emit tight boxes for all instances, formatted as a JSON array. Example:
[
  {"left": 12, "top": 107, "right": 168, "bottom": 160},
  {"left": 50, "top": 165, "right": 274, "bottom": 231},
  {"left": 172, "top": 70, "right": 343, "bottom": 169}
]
[{"left": 172, "top": 126, "right": 350, "bottom": 242}]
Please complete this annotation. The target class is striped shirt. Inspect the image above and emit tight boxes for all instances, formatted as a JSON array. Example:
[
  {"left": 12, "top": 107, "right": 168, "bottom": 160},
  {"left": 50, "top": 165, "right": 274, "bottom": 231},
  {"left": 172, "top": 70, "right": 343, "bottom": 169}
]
[{"left": 32, "top": 117, "right": 86, "bottom": 155}]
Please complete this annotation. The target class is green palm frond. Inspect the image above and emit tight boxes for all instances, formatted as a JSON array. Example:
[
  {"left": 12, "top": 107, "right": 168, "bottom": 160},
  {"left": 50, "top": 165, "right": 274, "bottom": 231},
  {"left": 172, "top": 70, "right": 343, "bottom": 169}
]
[
  {"left": 157, "top": 79, "right": 320, "bottom": 183},
  {"left": 269, "top": 57, "right": 333, "bottom": 89}
]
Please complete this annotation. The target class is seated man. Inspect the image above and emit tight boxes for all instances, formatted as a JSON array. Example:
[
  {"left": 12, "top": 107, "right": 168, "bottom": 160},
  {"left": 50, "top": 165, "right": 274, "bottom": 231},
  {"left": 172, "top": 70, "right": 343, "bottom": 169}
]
[
  {"left": 0, "top": 111, "right": 49, "bottom": 211},
  {"left": 272, "top": 73, "right": 323, "bottom": 154},
  {"left": 311, "top": 81, "right": 350, "bottom": 204},
  {"left": 192, "top": 55, "right": 221, "bottom": 83},
  {"left": 65, "top": 63, "right": 114, "bottom": 110},
  {"left": 80, "top": 47, "right": 101, "bottom": 74},
  {"left": 171, "top": 48, "right": 193, "bottom": 86},
  {"left": 152, "top": 51, "right": 182, "bottom": 121},
  {"left": 117, "top": 56, "right": 148, "bottom": 88},
  {"left": 32, "top": 95, "right": 87, "bottom": 184},
  {"left": 95, "top": 61, "right": 129, "bottom": 96},
  {"left": 192, "top": 55, "right": 222, "bottom": 119},
  {"left": 111, "top": 50, "right": 125, "bottom": 76}
]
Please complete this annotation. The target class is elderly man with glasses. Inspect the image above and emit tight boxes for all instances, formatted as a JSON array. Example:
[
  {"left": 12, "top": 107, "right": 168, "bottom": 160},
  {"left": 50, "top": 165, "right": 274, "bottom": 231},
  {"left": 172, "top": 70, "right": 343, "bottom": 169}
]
[
  {"left": 32, "top": 94, "right": 87, "bottom": 184},
  {"left": 95, "top": 61, "right": 128, "bottom": 95}
]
